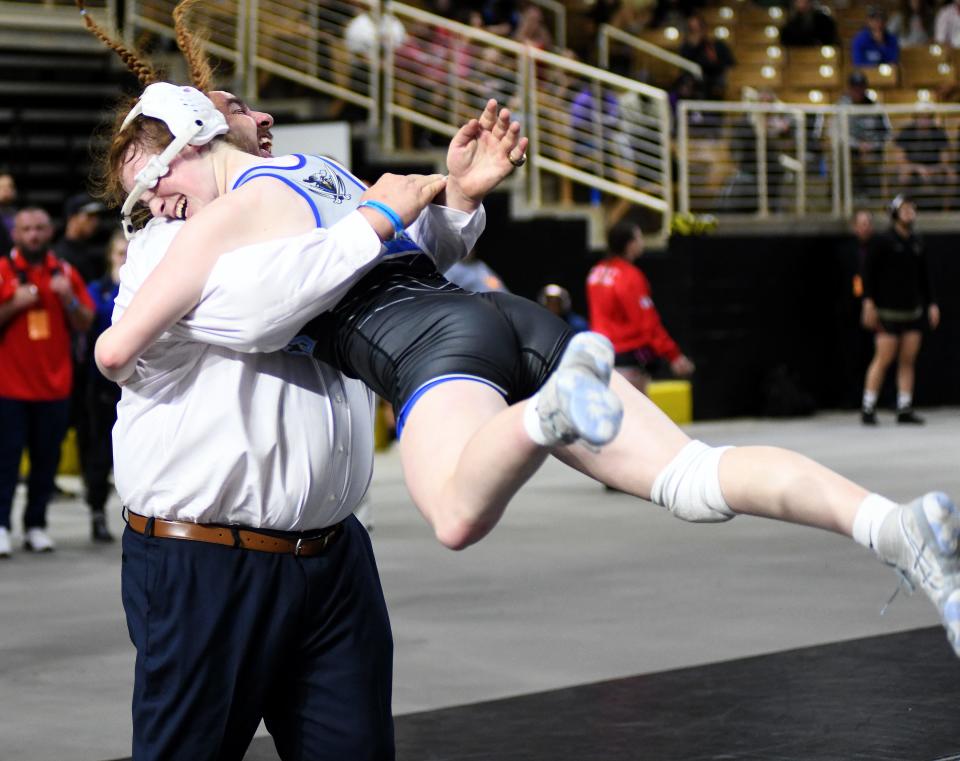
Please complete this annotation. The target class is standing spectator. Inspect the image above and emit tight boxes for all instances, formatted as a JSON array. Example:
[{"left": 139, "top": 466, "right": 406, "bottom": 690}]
[
  {"left": 0, "top": 208, "right": 94, "bottom": 556},
  {"left": 935, "top": 0, "right": 960, "bottom": 48},
  {"left": 888, "top": 0, "right": 935, "bottom": 48},
  {"left": 679, "top": 14, "right": 735, "bottom": 99},
  {"left": 780, "top": 0, "right": 840, "bottom": 47},
  {"left": 838, "top": 71, "right": 892, "bottom": 201},
  {"left": 82, "top": 230, "right": 127, "bottom": 543},
  {"left": 850, "top": 208, "right": 875, "bottom": 299},
  {"left": 860, "top": 195, "right": 939, "bottom": 425},
  {"left": 894, "top": 105, "right": 954, "bottom": 208},
  {"left": 586, "top": 221, "right": 695, "bottom": 394},
  {"left": 444, "top": 248, "right": 509, "bottom": 292},
  {"left": 852, "top": 7, "right": 901, "bottom": 66},
  {"left": 537, "top": 283, "right": 589, "bottom": 332},
  {"left": 53, "top": 193, "right": 107, "bottom": 284},
  {"left": 0, "top": 172, "right": 17, "bottom": 255}
]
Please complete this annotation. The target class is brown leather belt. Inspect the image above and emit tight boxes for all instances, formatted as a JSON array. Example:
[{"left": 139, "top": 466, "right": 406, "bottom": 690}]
[{"left": 125, "top": 510, "right": 343, "bottom": 557}]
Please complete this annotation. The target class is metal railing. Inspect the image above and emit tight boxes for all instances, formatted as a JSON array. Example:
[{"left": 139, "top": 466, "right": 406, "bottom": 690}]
[
  {"left": 677, "top": 100, "right": 960, "bottom": 221},
  {"left": 384, "top": 2, "right": 672, "bottom": 237},
  {"left": 596, "top": 24, "right": 701, "bottom": 87}
]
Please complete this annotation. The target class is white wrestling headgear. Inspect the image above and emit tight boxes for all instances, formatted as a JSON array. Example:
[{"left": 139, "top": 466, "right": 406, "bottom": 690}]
[{"left": 119, "top": 82, "right": 228, "bottom": 239}]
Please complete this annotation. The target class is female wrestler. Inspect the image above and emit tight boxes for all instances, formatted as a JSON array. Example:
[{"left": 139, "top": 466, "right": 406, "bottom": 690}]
[{"left": 97, "top": 85, "right": 959, "bottom": 657}]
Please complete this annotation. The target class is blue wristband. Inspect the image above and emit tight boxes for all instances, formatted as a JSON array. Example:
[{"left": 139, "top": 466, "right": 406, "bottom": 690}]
[{"left": 357, "top": 200, "right": 404, "bottom": 237}]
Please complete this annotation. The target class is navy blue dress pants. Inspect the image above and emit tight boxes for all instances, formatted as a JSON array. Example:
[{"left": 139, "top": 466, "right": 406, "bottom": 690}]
[
  {"left": 121, "top": 514, "right": 394, "bottom": 761},
  {"left": 0, "top": 397, "right": 70, "bottom": 530}
]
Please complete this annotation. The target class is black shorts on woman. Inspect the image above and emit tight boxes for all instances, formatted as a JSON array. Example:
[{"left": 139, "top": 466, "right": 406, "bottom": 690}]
[{"left": 301, "top": 253, "right": 574, "bottom": 435}]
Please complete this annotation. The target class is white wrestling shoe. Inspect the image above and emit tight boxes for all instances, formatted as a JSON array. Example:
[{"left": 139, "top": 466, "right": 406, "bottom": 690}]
[
  {"left": 556, "top": 332, "right": 615, "bottom": 385},
  {"left": 876, "top": 492, "right": 960, "bottom": 657},
  {"left": 0, "top": 527, "right": 11, "bottom": 558},
  {"left": 536, "top": 368, "right": 623, "bottom": 448}
]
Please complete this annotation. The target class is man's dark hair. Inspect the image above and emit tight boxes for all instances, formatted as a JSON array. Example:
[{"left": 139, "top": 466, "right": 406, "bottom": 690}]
[{"left": 607, "top": 221, "right": 638, "bottom": 256}]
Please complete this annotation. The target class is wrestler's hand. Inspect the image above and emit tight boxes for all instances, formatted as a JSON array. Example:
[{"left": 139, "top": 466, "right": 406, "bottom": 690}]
[
  {"left": 442, "top": 99, "right": 529, "bottom": 213},
  {"left": 358, "top": 173, "right": 448, "bottom": 241}
]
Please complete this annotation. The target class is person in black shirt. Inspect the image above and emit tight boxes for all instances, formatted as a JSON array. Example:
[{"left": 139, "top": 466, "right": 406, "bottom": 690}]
[
  {"left": 679, "top": 14, "right": 735, "bottom": 99},
  {"left": 860, "top": 195, "right": 940, "bottom": 424},
  {"left": 780, "top": 0, "right": 840, "bottom": 47},
  {"left": 894, "top": 108, "right": 954, "bottom": 210}
]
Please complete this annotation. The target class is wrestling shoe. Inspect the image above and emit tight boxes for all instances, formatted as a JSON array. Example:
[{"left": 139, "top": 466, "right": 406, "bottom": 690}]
[
  {"left": 876, "top": 492, "right": 960, "bottom": 657},
  {"left": 0, "top": 527, "right": 11, "bottom": 558},
  {"left": 23, "top": 528, "right": 55, "bottom": 553},
  {"left": 897, "top": 408, "right": 925, "bottom": 425},
  {"left": 555, "top": 332, "right": 615, "bottom": 385},
  {"left": 861, "top": 408, "right": 877, "bottom": 426},
  {"left": 537, "top": 368, "right": 623, "bottom": 448}
]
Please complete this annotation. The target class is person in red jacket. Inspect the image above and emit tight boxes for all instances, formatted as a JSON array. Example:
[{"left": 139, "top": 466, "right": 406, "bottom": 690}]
[
  {"left": 586, "top": 221, "right": 695, "bottom": 393},
  {"left": 0, "top": 207, "right": 94, "bottom": 556}
]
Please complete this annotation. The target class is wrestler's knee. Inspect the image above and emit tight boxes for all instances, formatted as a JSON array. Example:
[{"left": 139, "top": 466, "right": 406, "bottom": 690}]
[{"left": 650, "top": 440, "right": 736, "bottom": 523}]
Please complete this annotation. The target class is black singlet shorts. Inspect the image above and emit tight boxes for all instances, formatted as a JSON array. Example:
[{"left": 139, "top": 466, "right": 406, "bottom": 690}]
[{"left": 300, "top": 254, "right": 574, "bottom": 435}]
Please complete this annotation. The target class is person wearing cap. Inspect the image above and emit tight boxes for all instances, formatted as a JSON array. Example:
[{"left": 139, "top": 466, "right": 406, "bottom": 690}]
[
  {"left": 852, "top": 7, "right": 900, "bottom": 66},
  {"left": 860, "top": 195, "right": 939, "bottom": 425},
  {"left": 839, "top": 71, "right": 892, "bottom": 200},
  {"left": 0, "top": 207, "right": 94, "bottom": 557},
  {"left": 54, "top": 193, "right": 106, "bottom": 284}
]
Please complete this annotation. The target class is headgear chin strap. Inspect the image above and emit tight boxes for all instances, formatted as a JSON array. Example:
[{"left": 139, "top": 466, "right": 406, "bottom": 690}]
[{"left": 119, "top": 83, "right": 229, "bottom": 239}]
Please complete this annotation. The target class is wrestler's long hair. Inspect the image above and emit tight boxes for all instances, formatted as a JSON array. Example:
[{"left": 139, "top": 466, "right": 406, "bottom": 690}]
[{"left": 85, "top": 0, "right": 220, "bottom": 214}]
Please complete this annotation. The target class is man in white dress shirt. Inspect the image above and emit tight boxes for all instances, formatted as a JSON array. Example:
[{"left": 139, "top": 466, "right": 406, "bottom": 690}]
[{"left": 112, "top": 84, "right": 521, "bottom": 761}]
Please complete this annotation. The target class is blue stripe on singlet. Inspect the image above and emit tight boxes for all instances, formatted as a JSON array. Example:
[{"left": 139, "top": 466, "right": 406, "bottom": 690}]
[
  {"left": 395, "top": 375, "right": 509, "bottom": 438},
  {"left": 231, "top": 154, "right": 323, "bottom": 228}
]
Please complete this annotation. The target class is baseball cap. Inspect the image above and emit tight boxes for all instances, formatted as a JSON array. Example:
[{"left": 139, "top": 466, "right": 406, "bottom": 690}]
[{"left": 64, "top": 193, "right": 106, "bottom": 218}]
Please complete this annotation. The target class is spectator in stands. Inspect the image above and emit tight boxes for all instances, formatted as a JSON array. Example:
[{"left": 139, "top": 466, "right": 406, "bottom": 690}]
[
  {"left": 888, "top": 0, "right": 935, "bottom": 47},
  {"left": 344, "top": 8, "right": 406, "bottom": 59},
  {"left": 839, "top": 71, "right": 892, "bottom": 201},
  {"left": 512, "top": 3, "right": 553, "bottom": 50},
  {"left": 444, "top": 248, "right": 509, "bottom": 292},
  {"left": 82, "top": 230, "right": 127, "bottom": 544},
  {"left": 0, "top": 208, "right": 94, "bottom": 557},
  {"left": 54, "top": 193, "right": 106, "bottom": 284},
  {"left": 725, "top": 90, "right": 794, "bottom": 212},
  {"left": 852, "top": 6, "right": 901, "bottom": 66},
  {"left": 679, "top": 14, "right": 734, "bottom": 99},
  {"left": 860, "top": 195, "right": 939, "bottom": 425},
  {"left": 894, "top": 105, "right": 954, "bottom": 209},
  {"left": 779, "top": 0, "right": 840, "bottom": 47},
  {"left": 651, "top": 0, "right": 705, "bottom": 30},
  {"left": 481, "top": 0, "right": 519, "bottom": 36},
  {"left": 935, "top": 0, "right": 960, "bottom": 47},
  {"left": 538, "top": 283, "right": 589, "bottom": 333},
  {"left": 586, "top": 221, "right": 695, "bottom": 395}
]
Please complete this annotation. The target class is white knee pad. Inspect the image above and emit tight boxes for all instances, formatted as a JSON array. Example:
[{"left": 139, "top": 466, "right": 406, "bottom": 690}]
[{"left": 650, "top": 440, "right": 735, "bottom": 523}]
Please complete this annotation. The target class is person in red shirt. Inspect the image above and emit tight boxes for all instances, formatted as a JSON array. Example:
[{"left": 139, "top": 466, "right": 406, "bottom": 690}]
[
  {"left": 0, "top": 207, "right": 94, "bottom": 556},
  {"left": 586, "top": 221, "right": 695, "bottom": 394}
]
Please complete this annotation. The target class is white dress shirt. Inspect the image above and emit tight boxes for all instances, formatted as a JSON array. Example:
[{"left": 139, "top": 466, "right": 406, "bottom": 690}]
[{"left": 113, "top": 203, "right": 485, "bottom": 530}]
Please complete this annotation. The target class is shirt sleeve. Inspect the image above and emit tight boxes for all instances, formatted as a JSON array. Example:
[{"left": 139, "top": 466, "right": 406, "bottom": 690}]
[
  {"left": 0, "top": 260, "right": 15, "bottom": 302},
  {"left": 168, "top": 210, "right": 384, "bottom": 352},
  {"left": 405, "top": 202, "right": 486, "bottom": 274}
]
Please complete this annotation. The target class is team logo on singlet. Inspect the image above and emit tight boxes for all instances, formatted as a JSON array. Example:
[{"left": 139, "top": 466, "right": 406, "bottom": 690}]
[{"left": 302, "top": 166, "right": 351, "bottom": 204}]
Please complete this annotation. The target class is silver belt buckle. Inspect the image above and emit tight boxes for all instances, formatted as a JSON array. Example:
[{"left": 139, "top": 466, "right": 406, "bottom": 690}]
[{"left": 294, "top": 537, "right": 304, "bottom": 556}]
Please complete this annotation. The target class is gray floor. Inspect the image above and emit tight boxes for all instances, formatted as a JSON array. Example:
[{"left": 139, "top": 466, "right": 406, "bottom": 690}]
[{"left": 2, "top": 409, "right": 958, "bottom": 761}]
